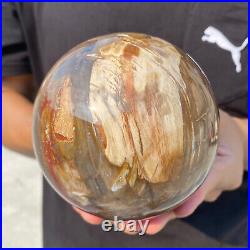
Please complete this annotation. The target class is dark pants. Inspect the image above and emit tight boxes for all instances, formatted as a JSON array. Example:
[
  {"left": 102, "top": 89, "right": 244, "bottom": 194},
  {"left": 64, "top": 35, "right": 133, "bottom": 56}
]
[{"left": 43, "top": 173, "right": 247, "bottom": 247}]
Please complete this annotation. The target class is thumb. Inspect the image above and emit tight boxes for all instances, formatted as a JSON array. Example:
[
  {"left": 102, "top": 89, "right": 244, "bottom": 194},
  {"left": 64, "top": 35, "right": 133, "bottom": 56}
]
[
  {"left": 174, "top": 163, "right": 220, "bottom": 218},
  {"left": 173, "top": 187, "right": 205, "bottom": 218}
]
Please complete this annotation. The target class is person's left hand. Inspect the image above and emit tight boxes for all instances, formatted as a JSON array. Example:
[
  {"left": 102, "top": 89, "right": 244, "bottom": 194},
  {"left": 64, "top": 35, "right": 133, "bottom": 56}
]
[{"left": 74, "top": 110, "right": 245, "bottom": 235}]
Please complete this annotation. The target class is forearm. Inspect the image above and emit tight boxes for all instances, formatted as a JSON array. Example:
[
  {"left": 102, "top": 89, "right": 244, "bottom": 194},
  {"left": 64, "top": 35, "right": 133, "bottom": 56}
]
[{"left": 2, "top": 85, "right": 34, "bottom": 156}]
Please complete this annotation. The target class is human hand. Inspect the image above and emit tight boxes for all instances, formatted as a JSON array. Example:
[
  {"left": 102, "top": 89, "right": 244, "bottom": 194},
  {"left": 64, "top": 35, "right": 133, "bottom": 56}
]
[{"left": 74, "top": 110, "right": 245, "bottom": 235}]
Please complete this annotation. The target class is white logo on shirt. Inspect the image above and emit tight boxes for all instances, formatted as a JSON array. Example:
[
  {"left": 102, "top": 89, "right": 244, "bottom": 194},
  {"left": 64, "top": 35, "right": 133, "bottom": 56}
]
[{"left": 201, "top": 26, "right": 248, "bottom": 73}]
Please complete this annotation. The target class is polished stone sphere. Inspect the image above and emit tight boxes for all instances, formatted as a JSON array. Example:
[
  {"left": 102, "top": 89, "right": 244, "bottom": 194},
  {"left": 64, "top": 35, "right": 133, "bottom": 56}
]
[{"left": 33, "top": 33, "right": 219, "bottom": 220}]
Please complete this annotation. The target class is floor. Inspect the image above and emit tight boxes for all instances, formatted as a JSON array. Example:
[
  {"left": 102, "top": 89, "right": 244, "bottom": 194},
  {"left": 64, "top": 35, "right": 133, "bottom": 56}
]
[{"left": 2, "top": 147, "right": 43, "bottom": 248}]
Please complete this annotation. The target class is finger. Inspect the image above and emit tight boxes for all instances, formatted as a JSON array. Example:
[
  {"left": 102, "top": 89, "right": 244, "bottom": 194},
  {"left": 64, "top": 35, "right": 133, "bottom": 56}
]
[
  {"left": 145, "top": 212, "right": 176, "bottom": 235},
  {"left": 216, "top": 143, "right": 231, "bottom": 157},
  {"left": 174, "top": 186, "right": 205, "bottom": 218},
  {"left": 205, "top": 190, "right": 222, "bottom": 202},
  {"left": 73, "top": 207, "right": 103, "bottom": 225},
  {"left": 174, "top": 164, "right": 221, "bottom": 218}
]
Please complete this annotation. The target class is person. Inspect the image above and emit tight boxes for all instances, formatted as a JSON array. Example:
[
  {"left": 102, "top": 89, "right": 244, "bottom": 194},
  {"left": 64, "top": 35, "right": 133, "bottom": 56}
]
[{"left": 2, "top": 2, "right": 248, "bottom": 247}]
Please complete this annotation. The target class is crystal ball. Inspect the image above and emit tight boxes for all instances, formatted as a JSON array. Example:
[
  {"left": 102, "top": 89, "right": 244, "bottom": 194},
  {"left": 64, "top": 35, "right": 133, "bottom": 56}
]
[{"left": 33, "top": 33, "right": 219, "bottom": 220}]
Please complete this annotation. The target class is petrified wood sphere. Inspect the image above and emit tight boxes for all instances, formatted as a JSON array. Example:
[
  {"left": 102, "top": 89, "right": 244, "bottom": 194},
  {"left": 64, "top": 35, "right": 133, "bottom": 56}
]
[{"left": 33, "top": 33, "right": 219, "bottom": 220}]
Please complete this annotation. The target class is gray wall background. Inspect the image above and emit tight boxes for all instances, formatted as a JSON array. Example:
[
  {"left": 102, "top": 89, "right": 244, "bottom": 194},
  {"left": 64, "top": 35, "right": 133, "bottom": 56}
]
[{"left": 3, "top": 147, "right": 42, "bottom": 248}]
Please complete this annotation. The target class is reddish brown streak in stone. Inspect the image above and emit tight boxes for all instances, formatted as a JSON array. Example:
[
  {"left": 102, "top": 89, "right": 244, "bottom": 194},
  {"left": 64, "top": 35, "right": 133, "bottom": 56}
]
[
  {"left": 43, "top": 134, "right": 57, "bottom": 167},
  {"left": 40, "top": 97, "right": 54, "bottom": 160},
  {"left": 123, "top": 44, "right": 139, "bottom": 60},
  {"left": 54, "top": 133, "right": 70, "bottom": 141},
  {"left": 40, "top": 95, "right": 51, "bottom": 114},
  {"left": 144, "top": 74, "right": 160, "bottom": 116},
  {"left": 123, "top": 44, "right": 140, "bottom": 113},
  {"left": 122, "top": 112, "right": 135, "bottom": 151},
  {"left": 95, "top": 123, "right": 107, "bottom": 149},
  {"left": 122, "top": 44, "right": 141, "bottom": 155},
  {"left": 40, "top": 98, "right": 61, "bottom": 186},
  {"left": 123, "top": 66, "right": 136, "bottom": 113}
]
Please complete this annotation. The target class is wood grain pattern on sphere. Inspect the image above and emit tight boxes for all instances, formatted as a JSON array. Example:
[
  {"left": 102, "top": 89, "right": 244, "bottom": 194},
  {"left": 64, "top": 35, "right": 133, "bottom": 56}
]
[
  {"left": 53, "top": 77, "right": 74, "bottom": 142},
  {"left": 89, "top": 36, "right": 184, "bottom": 187},
  {"left": 34, "top": 33, "right": 219, "bottom": 220}
]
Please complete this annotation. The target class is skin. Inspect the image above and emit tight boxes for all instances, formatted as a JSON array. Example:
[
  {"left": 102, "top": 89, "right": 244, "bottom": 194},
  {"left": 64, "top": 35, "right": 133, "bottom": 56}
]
[
  {"left": 2, "top": 75, "right": 34, "bottom": 156},
  {"left": 3, "top": 74, "right": 248, "bottom": 235}
]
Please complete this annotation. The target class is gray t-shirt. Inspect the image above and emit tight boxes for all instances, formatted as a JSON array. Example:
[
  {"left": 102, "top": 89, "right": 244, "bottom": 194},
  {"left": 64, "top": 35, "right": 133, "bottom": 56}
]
[{"left": 2, "top": 3, "right": 248, "bottom": 247}]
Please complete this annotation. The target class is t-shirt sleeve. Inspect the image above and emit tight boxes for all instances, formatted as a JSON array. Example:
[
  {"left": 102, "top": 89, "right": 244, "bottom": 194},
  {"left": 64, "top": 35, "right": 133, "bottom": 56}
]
[
  {"left": 219, "top": 92, "right": 248, "bottom": 118},
  {"left": 2, "top": 3, "right": 31, "bottom": 77}
]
